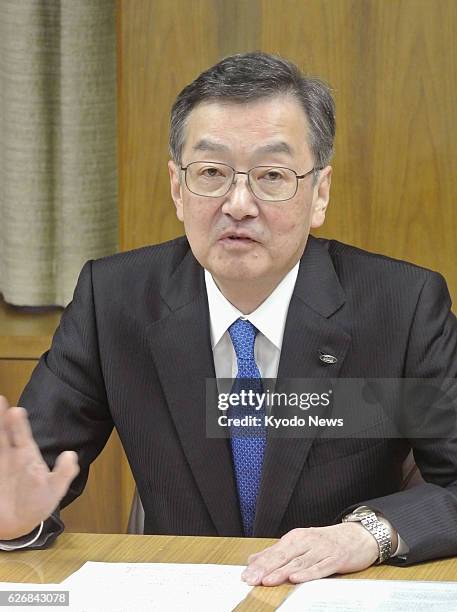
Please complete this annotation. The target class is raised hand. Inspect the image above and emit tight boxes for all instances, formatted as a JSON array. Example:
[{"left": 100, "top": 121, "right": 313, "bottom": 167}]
[{"left": 0, "top": 396, "right": 79, "bottom": 540}]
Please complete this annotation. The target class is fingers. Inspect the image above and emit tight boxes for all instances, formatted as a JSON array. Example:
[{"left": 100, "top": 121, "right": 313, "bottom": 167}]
[
  {"left": 244, "top": 548, "right": 338, "bottom": 586},
  {"left": 48, "top": 451, "right": 79, "bottom": 501},
  {"left": 288, "top": 556, "right": 339, "bottom": 583},
  {"left": 261, "top": 550, "right": 330, "bottom": 586},
  {"left": 260, "top": 553, "right": 312, "bottom": 586},
  {"left": 0, "top": 400, "right": 32, "bottom": 452},
  {"left": 242, "top": 536, "right": 307, "bottom": 585},
  {"left": 5, "top": 406, "right": 36, "bottom": 449},
  {"left": 0, "top": 396, "right": 10, "bottom": 411}
]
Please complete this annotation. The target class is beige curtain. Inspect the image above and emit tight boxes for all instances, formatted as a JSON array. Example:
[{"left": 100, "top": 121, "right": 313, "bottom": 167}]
[{"left": 0, "top": 0, "right": 118, "bottom": 306}]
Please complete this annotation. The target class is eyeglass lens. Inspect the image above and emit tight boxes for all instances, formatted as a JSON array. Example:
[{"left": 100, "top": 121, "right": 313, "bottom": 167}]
[{"left": 185, "top": 162, "right": 298, "bottom": 201}]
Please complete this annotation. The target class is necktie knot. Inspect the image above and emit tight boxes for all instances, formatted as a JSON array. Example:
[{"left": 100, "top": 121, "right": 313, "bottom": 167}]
[{"left": 228, "top": 318, "right": 258, "bottom": 362}]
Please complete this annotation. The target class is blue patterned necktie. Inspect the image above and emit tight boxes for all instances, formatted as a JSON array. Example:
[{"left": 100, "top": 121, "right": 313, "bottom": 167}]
[{"left": 228, "top": 318, "right": 266, "bottom": 536}]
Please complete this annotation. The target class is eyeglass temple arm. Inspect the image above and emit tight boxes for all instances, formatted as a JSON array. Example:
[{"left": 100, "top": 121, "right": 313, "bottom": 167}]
[{"left": 296, "top": 167, "right": 322, "bottom": 180}]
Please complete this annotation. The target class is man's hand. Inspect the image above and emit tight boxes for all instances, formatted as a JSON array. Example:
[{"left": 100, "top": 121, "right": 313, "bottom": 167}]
[
  {"left": 0, "top": 395, "right": 79, "bottom": 540},
  {"left": 242, "top": 523, "right": 379, "bottom": 586}
]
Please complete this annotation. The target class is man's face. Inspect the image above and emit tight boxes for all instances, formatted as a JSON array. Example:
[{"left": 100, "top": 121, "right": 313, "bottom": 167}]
[{"left": 169, "top": 95, "right": 332, "bottom": 294}]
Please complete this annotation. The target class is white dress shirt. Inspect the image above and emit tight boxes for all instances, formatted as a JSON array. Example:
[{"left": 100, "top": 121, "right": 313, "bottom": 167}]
[{"left": 205, "top": 263, "right": 299, "bottom": 379}]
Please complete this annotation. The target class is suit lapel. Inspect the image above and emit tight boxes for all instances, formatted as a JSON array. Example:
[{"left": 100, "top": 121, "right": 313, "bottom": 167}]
[
  {"left": 147, "top": 248, "right": 242, "bottom": 536},
  {"left": 254, "top": 237, "right": 352, "bottom": 536}
]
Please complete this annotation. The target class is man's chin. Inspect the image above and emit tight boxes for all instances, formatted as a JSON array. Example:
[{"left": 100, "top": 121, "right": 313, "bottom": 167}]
[{"left": 208, "top": 264, "right": 270, "bottom": 284}]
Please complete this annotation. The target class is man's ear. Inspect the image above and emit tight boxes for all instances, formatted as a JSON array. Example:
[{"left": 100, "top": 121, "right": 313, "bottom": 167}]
[
  {"left": 310, "top": 166, "right": 332, "bottom": 228},
  {"left": 168, "top": 160, "right": 184, "bottom": 222}
]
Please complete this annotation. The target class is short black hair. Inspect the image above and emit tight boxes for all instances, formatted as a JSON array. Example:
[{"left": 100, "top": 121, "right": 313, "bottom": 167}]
[{"left": 169, "top": 51, "right": 335, "bottom": 169}]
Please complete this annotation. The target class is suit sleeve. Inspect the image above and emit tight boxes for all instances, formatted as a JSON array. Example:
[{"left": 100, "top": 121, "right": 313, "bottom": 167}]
[
  {"left": 17, "top": 260, "right": 114, "bottom": 547},
  {"left": 341, "top": 271, "right": 457, "bottom": 565}
]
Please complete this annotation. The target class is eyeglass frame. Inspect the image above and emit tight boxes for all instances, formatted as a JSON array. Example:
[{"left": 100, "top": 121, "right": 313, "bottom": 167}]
[{"left": 180, "top": 161, "right": 322, "bottom": 202}]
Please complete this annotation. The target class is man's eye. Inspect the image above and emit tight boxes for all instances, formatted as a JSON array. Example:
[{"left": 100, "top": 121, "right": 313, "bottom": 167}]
[
  {"left": 263, "top": 170, "right": 284, "bottom": 181},
  {"left": 201, "top": 167, "right": 223, "bottom": 178}
]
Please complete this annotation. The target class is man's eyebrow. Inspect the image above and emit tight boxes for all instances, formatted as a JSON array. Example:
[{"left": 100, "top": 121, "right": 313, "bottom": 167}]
[
  {"left": 192, "top": 139, "right": 230, "bottom": 153},
  {"left": 254, "top": 142, "right": 294, "bottom": 156},
  {"left": 192, "top": 140, "right": 294, "bottom": 156}
]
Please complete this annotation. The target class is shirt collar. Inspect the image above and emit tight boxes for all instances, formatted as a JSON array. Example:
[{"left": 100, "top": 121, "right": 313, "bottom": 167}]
[{"left": 204, "top": 262, "right": 300, "bottom": 350}]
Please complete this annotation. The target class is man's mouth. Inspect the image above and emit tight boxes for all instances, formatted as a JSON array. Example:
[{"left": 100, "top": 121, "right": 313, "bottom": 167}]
[
  {"left": 218, "top": 233, "right": 259, "bottom": 249},
  {"left": 225, "top": 235, "right": 253, "bottom": 240},
  {"left": 219, "top": 231, "right": 258, "bottom": 242}
]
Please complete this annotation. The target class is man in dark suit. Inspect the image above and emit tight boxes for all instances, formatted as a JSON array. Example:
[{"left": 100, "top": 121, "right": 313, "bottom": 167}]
[{"left": 1, "top": 52, "right": 457, "bottom": 586}]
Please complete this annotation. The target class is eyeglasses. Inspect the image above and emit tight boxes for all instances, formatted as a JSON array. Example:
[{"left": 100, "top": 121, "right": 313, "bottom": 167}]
[{"left": 180, "top": 161, "right": 320, "bottom": 202}]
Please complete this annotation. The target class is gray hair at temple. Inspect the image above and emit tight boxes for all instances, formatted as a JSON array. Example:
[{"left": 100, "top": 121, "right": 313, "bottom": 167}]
[{"left": 169, "top": 52, "right": 336, "bottom": 171}]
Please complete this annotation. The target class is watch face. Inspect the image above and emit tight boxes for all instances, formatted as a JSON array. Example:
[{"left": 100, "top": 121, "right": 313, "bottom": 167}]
[
  {"left": 352, "top": 510, "right": 373, "bottom": 519},
  {"left": 344, "top": 510, "right": 375, "bottom": 522},
  {"left": 344, "top": 513, "right": 362, "bottom": 521}
]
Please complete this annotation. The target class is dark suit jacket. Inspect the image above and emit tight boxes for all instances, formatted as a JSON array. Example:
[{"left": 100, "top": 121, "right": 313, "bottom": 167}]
[{"left": 19, "top": 235, "right": 457, "bottom": 564}]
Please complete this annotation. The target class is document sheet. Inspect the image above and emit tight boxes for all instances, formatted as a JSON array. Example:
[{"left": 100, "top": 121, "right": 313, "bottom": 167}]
[
  {"left": 279, "top": 578, "right": 457, "bottom": 611},
  {"left": 61, "top": 561, "right": 251, "bottom": 611}
]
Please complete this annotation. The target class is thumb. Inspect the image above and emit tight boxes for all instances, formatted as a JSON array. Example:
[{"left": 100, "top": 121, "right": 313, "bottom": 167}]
[
  {"left": 48, "top": 451, "right": 80, "bottom": 501},
  {"left": 0, "top": 395, "right": 10, "bottom": 412}
]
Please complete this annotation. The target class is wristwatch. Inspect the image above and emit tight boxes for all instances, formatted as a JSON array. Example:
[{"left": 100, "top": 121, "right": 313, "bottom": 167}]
[{"left": 342, "top": 508, "right": 392, "bottom": 564}]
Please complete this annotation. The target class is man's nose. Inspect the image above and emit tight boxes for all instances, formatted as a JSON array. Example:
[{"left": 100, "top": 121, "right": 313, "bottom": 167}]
[{"left": 221, "top": 174, "right": 259, "bottom": 219}]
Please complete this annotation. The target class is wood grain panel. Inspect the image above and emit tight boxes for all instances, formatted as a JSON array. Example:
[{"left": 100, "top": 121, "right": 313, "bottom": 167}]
[
  {"left": 118, "top": 0, "right": 219, "bottom": 250},
  {"left": 59, "top": 432, "right": 125, "bottom": 534},
  {"left": 0, "top": 299, "right": 62, "bottom": 359},
  {"left": 215, "top": 0, "right": 261, "bottom": 58},
  {"left": 0, "top": 359, "right": 39, "bottom": 406},
  {"left": 259, "top": 0, "right": 457, "bottom": 298}
]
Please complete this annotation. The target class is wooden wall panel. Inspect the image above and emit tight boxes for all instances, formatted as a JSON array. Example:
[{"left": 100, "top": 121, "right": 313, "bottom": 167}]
[
  {"left": 118, "top": 0, "right": 457, "bottom": 302},
  {"left": 118, "top": 0, "right": 218, "bottom": 250},
  {"left": 59, "top": 433, "right": 125, "bottom": 534},
  {"left": 259, "top": 0, "right": 457, "bottom": 299},
  {"left": 0, "top": 360, "right": 40, "bottom": 408}
]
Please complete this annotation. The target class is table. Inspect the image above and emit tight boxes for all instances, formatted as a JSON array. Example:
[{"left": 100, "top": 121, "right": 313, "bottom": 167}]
[{"left": 0, "top": 533, "right": 456, "bottom": 611}]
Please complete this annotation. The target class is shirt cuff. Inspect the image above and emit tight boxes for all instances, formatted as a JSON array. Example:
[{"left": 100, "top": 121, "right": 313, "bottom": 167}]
[
  {"left": 0, "top": 522, "right": 44, "bottom": 551},
  {"left": 394, "top": 532, "right": 409, "bottom": 557}
]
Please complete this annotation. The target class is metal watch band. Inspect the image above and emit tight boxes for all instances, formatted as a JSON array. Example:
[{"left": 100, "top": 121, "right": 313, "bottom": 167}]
[{"left": 342, "top": 511, "right": 392, "bottom": 564}]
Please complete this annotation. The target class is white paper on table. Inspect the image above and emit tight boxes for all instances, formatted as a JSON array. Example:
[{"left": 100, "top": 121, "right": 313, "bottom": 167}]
[
  {"left": 61, "top": 561, "right": 252, "bottom": 612},
  {"left": 279, "top": 578, "right": 457, "bottom": 611}
]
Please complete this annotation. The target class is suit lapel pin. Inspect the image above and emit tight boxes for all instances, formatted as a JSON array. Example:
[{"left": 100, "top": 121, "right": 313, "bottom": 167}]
[{"left": 319, "top": 351, "right": 338, "bottom": 364}]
